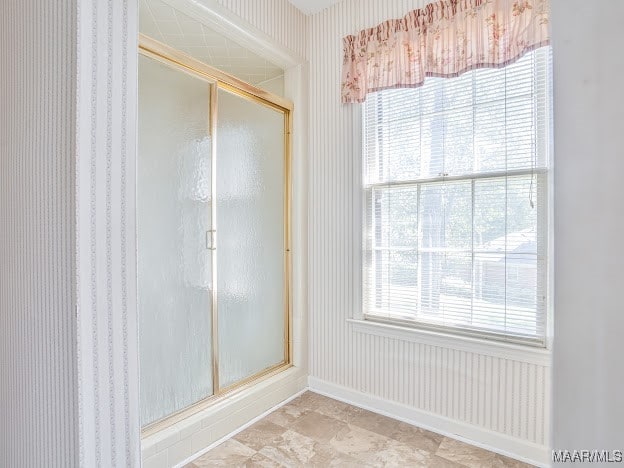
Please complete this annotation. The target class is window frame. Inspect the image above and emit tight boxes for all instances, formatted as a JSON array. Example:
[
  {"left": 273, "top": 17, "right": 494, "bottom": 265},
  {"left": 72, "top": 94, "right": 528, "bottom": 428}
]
[{"left": 360, "top": 48, "right": 553, "bottom": 348}]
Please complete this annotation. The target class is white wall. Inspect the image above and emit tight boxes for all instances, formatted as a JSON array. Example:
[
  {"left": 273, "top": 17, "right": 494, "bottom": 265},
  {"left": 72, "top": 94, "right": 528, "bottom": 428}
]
[
  {"left": 306, "top": 0, "right": 551, "bottom": 464},
  {"left": 1, "top": 1, "right": 141, "bottom": 466},
  {"left": 551, "top": 0, "right": 624, "bottom": 456},
  {"left": 1, "top": 1, "right": 79, "bottom": 465}
]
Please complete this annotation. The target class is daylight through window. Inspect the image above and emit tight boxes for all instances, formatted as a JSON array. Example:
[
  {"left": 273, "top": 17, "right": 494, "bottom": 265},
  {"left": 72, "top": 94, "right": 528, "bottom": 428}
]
[{"left": 363, "top": 47, "right": 552, "bottom": 346}]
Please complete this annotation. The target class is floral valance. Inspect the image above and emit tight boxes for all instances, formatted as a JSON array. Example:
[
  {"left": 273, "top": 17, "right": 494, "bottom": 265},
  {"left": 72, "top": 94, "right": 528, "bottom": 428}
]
[{"left": 341, "top": 0, "right": 550, "bottom": 103}]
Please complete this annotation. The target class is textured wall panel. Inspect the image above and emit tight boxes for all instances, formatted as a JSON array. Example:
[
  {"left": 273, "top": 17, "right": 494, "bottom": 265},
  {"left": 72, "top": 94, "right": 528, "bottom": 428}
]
[
  {"left": 75, "top": 0, "right": 141, "bottom": 466},
  {"left": 0, "top": 1, "right": 79, "bottom": 466},
  {"left": 307, "top": 0, "right": 551, "bottom": 451},
  {"left": 217, "top": 0, "right": 308, "bottom": 59}
]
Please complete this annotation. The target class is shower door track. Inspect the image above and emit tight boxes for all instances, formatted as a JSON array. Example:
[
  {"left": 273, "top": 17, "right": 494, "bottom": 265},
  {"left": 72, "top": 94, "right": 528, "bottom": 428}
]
[{"left": 139, "top": 34, "right": 293, "bottom": 437}]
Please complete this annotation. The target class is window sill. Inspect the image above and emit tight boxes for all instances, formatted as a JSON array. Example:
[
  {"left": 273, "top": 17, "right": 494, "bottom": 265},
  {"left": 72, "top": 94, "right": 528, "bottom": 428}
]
[{"left": 347, "top": 318, "right": 552, "bottom": 366}]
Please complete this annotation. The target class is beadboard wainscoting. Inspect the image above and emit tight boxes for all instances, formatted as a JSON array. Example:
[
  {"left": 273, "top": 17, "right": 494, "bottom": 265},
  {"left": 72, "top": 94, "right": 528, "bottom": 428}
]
[{"left": 307, "top": 0, "right": 552, "bottom": 465}]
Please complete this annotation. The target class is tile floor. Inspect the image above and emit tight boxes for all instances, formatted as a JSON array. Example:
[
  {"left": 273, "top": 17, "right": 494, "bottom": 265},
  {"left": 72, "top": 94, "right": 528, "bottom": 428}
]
[{"left": 186, "top": 391, "right": 533, "bottom": 467}]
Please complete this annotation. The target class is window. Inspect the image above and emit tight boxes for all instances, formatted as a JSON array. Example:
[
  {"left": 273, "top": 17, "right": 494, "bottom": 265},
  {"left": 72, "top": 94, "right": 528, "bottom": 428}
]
[{"left": 363, "top": 47, "right": 552, "bottom": 346}]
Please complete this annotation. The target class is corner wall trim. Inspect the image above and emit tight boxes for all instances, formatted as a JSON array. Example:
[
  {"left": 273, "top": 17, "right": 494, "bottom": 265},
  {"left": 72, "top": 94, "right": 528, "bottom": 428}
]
[{"left": 308, "top": 377, "right": 550, "bottom": 468}]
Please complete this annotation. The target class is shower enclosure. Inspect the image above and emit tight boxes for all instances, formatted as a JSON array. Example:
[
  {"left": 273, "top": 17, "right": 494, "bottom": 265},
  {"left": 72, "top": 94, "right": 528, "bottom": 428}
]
[{"left": 137, "top": 35, "right": 292, "bottom": 430}]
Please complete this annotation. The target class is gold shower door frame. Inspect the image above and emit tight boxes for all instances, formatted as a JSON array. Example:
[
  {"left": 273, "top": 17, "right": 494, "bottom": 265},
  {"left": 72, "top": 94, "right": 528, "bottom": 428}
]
[{"left": 139, "top": 34, "right": 293, "bottom": 436}]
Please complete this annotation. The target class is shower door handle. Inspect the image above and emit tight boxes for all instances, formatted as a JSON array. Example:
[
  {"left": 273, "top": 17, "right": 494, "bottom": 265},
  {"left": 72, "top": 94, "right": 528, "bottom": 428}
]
[{"left": 206, "top": 229, "right": 216, "bottom": 250}]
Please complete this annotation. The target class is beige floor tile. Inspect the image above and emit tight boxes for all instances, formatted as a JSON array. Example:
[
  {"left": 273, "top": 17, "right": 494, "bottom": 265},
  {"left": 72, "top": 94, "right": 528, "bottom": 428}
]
[
  {"left": 290, "top": 410, "right": 349, "bottom": 443},
  {"left": 234, "top": 419, "right": 288, "bottom": 451},
  {"left": 342, "top": 405, "right": 398, "bottom": 433},
  {"left": 257, "top": 429, "right": 320, "bottom": 466},
  {"left": 492, "top": 453, "right": 535, "bottom": 467},
  {"left": 244, "top": 452, "right": 285, "bottom": 467},
  {"left": 285, "top": 391, "right": 324, "bottom": 410},
  {"left": 343, "top": 405, "right": 444, "bottom": 453},
  {"left": 330, "top": 424, "right": 433, "bottom": 467},
  {"left": 264, "top": 403, "right": 312, "bottom": 427},
  {"left": 260, "top": 428, "right": 366, "bottom": 468},
  {"left": 189, "top": 439, "right": 256, "bottom": 467},
  {"left": 387, "top": 421, "right": 444, "bottom": 453},
  {"left": 304, "top": 392, "right": 353, "bottom": 420},
  {"left": 426, "top": 455, "right": 467, "bottom": 467},
  {"left": 436, "top": 437, "right": 497, "bottom": 468},
  {"left": 318, "top": 450, "right": 371, "bottom": 467},
  {"left": 185, "top": 393, "right": 531, "bottom": 468}
]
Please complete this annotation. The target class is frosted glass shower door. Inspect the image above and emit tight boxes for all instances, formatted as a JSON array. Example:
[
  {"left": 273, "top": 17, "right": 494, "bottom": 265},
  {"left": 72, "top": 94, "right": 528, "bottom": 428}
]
[
  {"left": 216, "top": 89, "right": 287, "bottom": 388},
  {"left": 138, "top": 55, "right": 214, "bottom": 426}
]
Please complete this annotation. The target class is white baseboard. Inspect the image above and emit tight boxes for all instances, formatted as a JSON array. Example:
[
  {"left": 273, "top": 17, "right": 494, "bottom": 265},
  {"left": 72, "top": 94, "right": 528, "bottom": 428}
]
[{"left": 308, "top": 376, "right": 550, "bottom": 468}]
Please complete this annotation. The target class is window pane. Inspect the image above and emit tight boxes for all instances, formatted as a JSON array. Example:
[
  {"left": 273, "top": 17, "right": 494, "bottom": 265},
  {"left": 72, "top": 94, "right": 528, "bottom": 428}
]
[
  {"left": 364, "top": 89, "right": 421, "bottom": 184},
  {"left": 419, "top": 252, "right": 473, "bottom": 325},
  {"left": 473, "top": 175, "right": 541, "bottom": 336},
  {"left": 420, "top": 115, "right": 445, "bottom": 178},
  {"left": 373, "top": 186, "right": 419, "bottom": 249},
  {"left": 443, "top": 107, "right": 474, "bottom": 176},
  {"left": 474, "top": 100, "right": 507, "bottom": 172},
  {"left": 443, "top": 182, "right": 472, "bottom": 250},
  {"left": 384, "top": 119, "right": 421, "bottom": 182},
  {"left": 443, "top": 71, "right": 473, "bottom": 109},
  {"left": 373, "top": 249, "right": 419, "bottom": 317},
  {"left": 474, "top": 178, "right": 506, "bottom": 249},
  {"left": 506, "top": 98, "right": 536, "bottom": 171}
]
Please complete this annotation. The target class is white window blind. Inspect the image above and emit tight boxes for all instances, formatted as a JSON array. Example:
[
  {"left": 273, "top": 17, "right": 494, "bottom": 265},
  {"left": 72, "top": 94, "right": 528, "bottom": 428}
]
[{"left": 363, "top": 47, "right": 552, "bottom": 346}]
